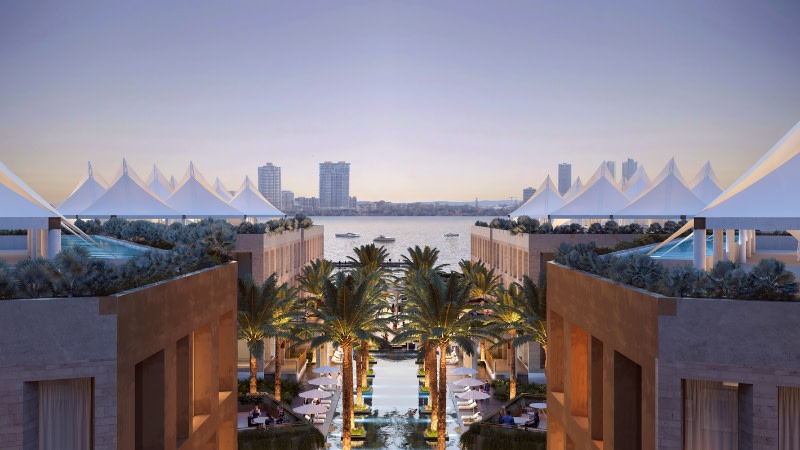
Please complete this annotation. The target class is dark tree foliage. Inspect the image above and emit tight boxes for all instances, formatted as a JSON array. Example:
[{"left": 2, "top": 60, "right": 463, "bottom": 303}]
[{"left": 476, "top": 216, "right": 688, "bottom": 235}]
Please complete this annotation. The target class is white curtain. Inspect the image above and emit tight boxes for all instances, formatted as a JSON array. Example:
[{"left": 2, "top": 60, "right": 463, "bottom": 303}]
[
  {"left": 39, "top": 378, "right": 92, "bottom": 450},
  {"left": 779, "top": 386, "right": 800, "bottom": 450},
  {"left": 684, "top": 379, "right": 738, "bottom": 450}
]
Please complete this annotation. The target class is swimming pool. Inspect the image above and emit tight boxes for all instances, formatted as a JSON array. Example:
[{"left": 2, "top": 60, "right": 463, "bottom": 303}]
[
  {"left": 61, "top": 235, "right": 153, "bottom": 259},
  {"left": 325, "top": 352, "right": 461, "bottom": 449},
  {"left": 648, "top": 235, "right": 734, "bottom": 260}
]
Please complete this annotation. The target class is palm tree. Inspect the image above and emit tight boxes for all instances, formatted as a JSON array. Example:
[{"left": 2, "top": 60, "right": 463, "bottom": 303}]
[
  {"left": 400, "top": 270, "right": 487, "bottom": 450},
  {"left": 507, "top": 274, "right": 548, "bottom": 370},
  {"left": 52, "top": 246, "right": 95, "bottom": 297},
  {"left": 458, "top": 260, "right": 501, "bottom": 361},
  {"left": 237, "top": 274, "right": 301, "bottom": 397},
  {"left": 347, "top": 244, "right": 392, "bottom": 408},
  {"left": 296, "top": 258, "right": 335, "bottom": 309},
  {"left": 486, "top": 285, "right": 526, "bottom": 398},
  {"left": 14, "top": 257, "right": 55, "bottom": 298},
  {"left": 299, "top": 272, "right": 391, "bottom": 450}
]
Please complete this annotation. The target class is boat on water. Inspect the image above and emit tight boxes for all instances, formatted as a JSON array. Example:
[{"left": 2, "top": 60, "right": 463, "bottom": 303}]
[
  {"left": 373, "top": 235, "right": 396, "bottom": 243},
  {"left": 444, "top": 232, "right": 459, "bottom": 237},
  {"left": 335, "top": 232, "right": 360, "bottom": 238}
]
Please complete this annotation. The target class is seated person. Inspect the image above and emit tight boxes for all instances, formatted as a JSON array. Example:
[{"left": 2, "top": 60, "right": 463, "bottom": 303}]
[
  {"left": 524, "top": 411, "right": 540, "bottom": 428},
  {"left": 248, "top": 405, "right": 261, "bottom": 427},
  {"left": 276, "top": 406, "right": 286, "bottom": 424},
  {"left": 264, "top": 413, "right": 275, "bottom": 426},
  {"left": 501, "top": 412, "right": 515, "bottom": 427}
]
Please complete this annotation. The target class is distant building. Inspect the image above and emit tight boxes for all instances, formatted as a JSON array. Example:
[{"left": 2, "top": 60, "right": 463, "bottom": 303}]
[
  {"left": 257, "top": 163, "right": 282, "bottom": 209},
  {"left": 605, "top": 160, "right": 616, "bottom": 181},
  {"left": 621, "top": 157, "right": 638, "bottom": 184},
  {"left": 522, "top": 187, "right": 536, "bottom": 203},
  {"left": 558, "top": 163, "right": 572, "bottom": 196},
  {"left": 281, "top": 190, "right": 295, "bottom": 211},
  {"left": 319, "top": 161, "right": 350, "bottom": 208},
  {"left": 295, "top": 196, "right": 319, "bottom": 210}
]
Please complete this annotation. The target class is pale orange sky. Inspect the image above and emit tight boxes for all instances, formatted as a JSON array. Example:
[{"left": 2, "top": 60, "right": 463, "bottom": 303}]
[{"left": 2, "top": 1, "right": 799, "bottom": 205}]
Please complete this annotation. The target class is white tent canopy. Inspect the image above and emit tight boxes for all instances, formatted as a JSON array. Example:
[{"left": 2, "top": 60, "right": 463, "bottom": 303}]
[
  {"left": 550, "top": 162, "right": 630, "bottom": 219},
  {"left": 621, "top": 164, "right": 651, "bottom": 200},
  {"left": 145, "top": 164, "right": 174, "bottom": 200},
  {"left": 615, "top": 158, "right": 706, "bottom": 219},
  {"left": 79, "top": 159, "right": 180, "bottom": 219},
  {"left": 58, "top": 162, "right": 110, "bottom": 217},
  {"left": 214, "top": 177, "right": 233, "bottom": 202},
  {"left": 697, "top": 120, "right": 800, "bottom": 229},
  {"left": 166, "top": 162, "right": 244, "bottom": 218},
  {"left": 562, "top": 177, "right": 583, "bottom": 202},
  {"left": 509, "top": 175, "right": 564, "bottom": 220},
  {"left": 689, "top": 161, "right": 724, "bottom": 205},
  {"left": 0, "top": 161, "right": 63, "bottom": 228},
  {"left": 228, "top": 176, "right": 284, "bottom": 218}
]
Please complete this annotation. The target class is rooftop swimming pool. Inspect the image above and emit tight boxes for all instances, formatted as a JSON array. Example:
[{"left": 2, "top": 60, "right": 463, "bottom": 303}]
[
  {"left": 644, "top": 235, "right": 734, "bottom": 260},
  {"left": 326, "top": 352, "right": 461, "bottom": 449},
  {"left": 61, "top": 235, "right": 153, "bottom": 259}
]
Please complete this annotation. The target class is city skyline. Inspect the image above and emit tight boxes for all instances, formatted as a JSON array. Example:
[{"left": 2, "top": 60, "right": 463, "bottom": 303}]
[{"left": 2, "top": 1, "right": 800, "bottom": 205}]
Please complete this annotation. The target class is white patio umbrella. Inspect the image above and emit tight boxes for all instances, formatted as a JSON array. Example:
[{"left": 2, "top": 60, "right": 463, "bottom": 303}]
[
  {"left": 313, "top": 365, "right": 340, "bottom": 374},
  {"left": 299, "top": 389, "right": 333, "bottom": 399},
  {"left": 529, "top": 402, "right": 547, "bottom": 410},
  {"left": 307, "top": 376, "right": 337, "bottom": 386},
  {"left": 457, "top": 390, "right": 491, "bottom": 400},
  {"left": 454, "top": 378, "right": 486, "bottom": 387},
  {"left": 293, "top": 403, "right": 329, "bottom": 415},
  {"left": 451, "top": 367, "right": 479, "bottom": 376}
]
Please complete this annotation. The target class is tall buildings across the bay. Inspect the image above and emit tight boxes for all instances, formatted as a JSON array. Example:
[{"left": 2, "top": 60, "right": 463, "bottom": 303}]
[
  {"left": 621, "top": 157, "right": 638, "bottom": 184},
  {"left": 605, "top": 160, "right": 616, "bottom": 181},
  {"left": 558, "top": 163, "right": 571, "bottom": 196},
  {"left": 257, "top": 162, "right": 282, "bottom": 209},
  {"left": 319, "top": 161, "right": 350, "bottom": 209},
  {"left": 522, "top": 187, "right": 536, "bottom": 203}
]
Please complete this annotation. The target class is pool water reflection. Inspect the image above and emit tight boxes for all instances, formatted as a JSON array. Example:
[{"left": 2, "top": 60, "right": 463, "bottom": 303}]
[{"left": 326, "top": 352, "right": 461, "bottom": 449}]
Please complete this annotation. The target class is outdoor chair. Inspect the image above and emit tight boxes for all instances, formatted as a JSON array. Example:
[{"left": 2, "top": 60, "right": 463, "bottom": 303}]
[{"left": 457, "top": 400, "right": 477, "bottom": 410}]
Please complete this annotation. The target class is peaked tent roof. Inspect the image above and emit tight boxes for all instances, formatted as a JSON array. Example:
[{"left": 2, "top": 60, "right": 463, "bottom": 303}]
[
  {"left": 214, "top": 177, "right": 233, "bottom": 202},
  {"left": 145, "top": 164, "right": 174, "bottom": 200},
  {"left": 509, "top": 175, "right": 564, "bottom": 219},
  {"left": 166, "top": 162, "right": 243, "bottom": 218},
  {"left": 620, "top": 164, "right": 651, "bottom": 200},
  {"left": 58, "top": 161, "right": 110, "bottom": 217},
  {"left": 689, "top": 161, "right": 724, "bottom": 205},
  {"left": 550, "top": 162, "right": 630, "bottom": 219},
  {"left": 697, "top": 120, "right": 800, "bottom": 229},
  {"left": 229, "top": 176, "right": 284, "bottom": 218},
  {"left": 0, "top": 161, "right": 65, "bottom": 228},
  {"left": 615, "top": 158, "right": 706, "bottom": 219},
  {"left": 562, "top": 177, "right": 583, "bottom": 202},
  {"left": 79, "top": 159, "right": 180, "bottom": 218}
]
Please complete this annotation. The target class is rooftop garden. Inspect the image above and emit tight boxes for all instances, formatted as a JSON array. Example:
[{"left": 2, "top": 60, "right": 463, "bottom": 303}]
[
  {"left": 0, "top": 215, "right": 313, "bottom": 300},
  {"left": 475, "top": 215, "right": 688, "bottom": 235},
  {"left": 554, "top": 242, "right": 799, "bottom": 301}
]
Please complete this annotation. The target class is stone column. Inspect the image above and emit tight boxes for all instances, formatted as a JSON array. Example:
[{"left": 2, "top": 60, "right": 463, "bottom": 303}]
[
  {"left": 712, "top": 229, "right": 724, "bottom": 266},
  {"left": 739, "top": 229, "right": 747, "bottom": 264},
  {"left": 47, "top": 218, "right": 62, "bottom": 260},
  {"left": 725, "top": 229, "right": 737, "bottom": 263},
  {"left": 748, "top": 230, "right": 755, "bottom": 256},
  {"left": 693, "top": 219, "right": 707, "bottom": 271}
]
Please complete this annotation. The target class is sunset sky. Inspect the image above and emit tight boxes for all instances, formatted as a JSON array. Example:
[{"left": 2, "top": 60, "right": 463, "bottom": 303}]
[{"left": 2, "top": 1, "right": 800, "bottom": 205}]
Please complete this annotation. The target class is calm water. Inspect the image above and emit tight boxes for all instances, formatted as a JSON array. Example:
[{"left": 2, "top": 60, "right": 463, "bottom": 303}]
[
  {"left": 311, "top": 216, "right": 495, "bottom": 270},
  {"left": 326, "top": 352, "right": 461, "bottom": 450}
]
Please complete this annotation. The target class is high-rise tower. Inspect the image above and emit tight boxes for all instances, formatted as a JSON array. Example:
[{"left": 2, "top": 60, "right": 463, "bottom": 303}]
[
  {"left": 257, "top": 163, "right": 282, "bottom": 208},
  {"left": 558, "top": 163, "right": 572, "bottom": 196},
  {"left": 319, "top": 161, "right": 350, "bottom": 208},
  {"left": 522, "top": 187, "right": 536, "bottom": 203},
  {"left": 621, "top": 158, "right": 638, "bottom": 184}
]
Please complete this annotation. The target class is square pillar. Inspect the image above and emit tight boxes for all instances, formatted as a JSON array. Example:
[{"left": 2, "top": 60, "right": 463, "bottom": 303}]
[{"left": 693, "top": 220, "right": 707, "bottom": 271}]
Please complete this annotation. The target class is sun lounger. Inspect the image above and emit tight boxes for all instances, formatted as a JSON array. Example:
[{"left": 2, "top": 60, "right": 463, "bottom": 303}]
[
  {"left": 462, "top": 412, "right": 482, "bottom": 424},
  {"left": 457, "top": 400, "right": 477, "bottom": 410}
]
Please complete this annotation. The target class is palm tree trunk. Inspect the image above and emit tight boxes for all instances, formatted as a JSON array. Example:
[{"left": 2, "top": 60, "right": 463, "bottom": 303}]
[
  {"left": 425, "top": 341, "right": 438, "bottom": 432},
  {"left": 361, "top": 340, "right": 369, "bottom": 390},
  {"left": 437, "top": 342, "right": 448, "bottom": 450},
  {"left": 249, "top": 352, "right": 257, "bottom": 394},
  {"left": 355, "top": 344, "right": 364, "bottom": 406},
  {"left": 509, "top": 341, "right": 516, "bottom": 399},
  {"left": 275, "top": 338, "right": 282, "bottom": 400},
  {"left": 342, "top": 342, "right": 354, "bottom": 450}
]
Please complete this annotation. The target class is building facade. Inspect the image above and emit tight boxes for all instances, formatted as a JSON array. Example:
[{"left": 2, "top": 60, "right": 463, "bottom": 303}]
[
  {"left": 0, "top": 264, "right": 238, "bottom": 450},
  {"left": 319, "top": 161, "right": 350, "bottom": 209},
  {"left": 558, "top": 163, "right": 572, "bottom": 196},
  {"left": 280, "top": 190, "right": 295, "bottom": 212},
  {"left": 257, "top": 163, "right": 282, "bottom": 209},
  {"left": 621, "top": 157, "right": 638, "bottom": 184},
  {"left": 522, "top": 187, "right": 536, "bottom": 203},
  {"left": 546, "top": 262, "right": 800, "bottom": 450}
]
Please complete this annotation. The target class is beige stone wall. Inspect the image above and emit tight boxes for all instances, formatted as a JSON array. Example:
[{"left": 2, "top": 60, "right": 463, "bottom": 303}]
[
  {"left": 548, "top": 262, "right": 800, "bottom": 450},
  {"left": 235, "top": 225, "right": 325, "bottom": 287},
  {"left": 113, "top": 262, "right": 238, "bottom": 450}
]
